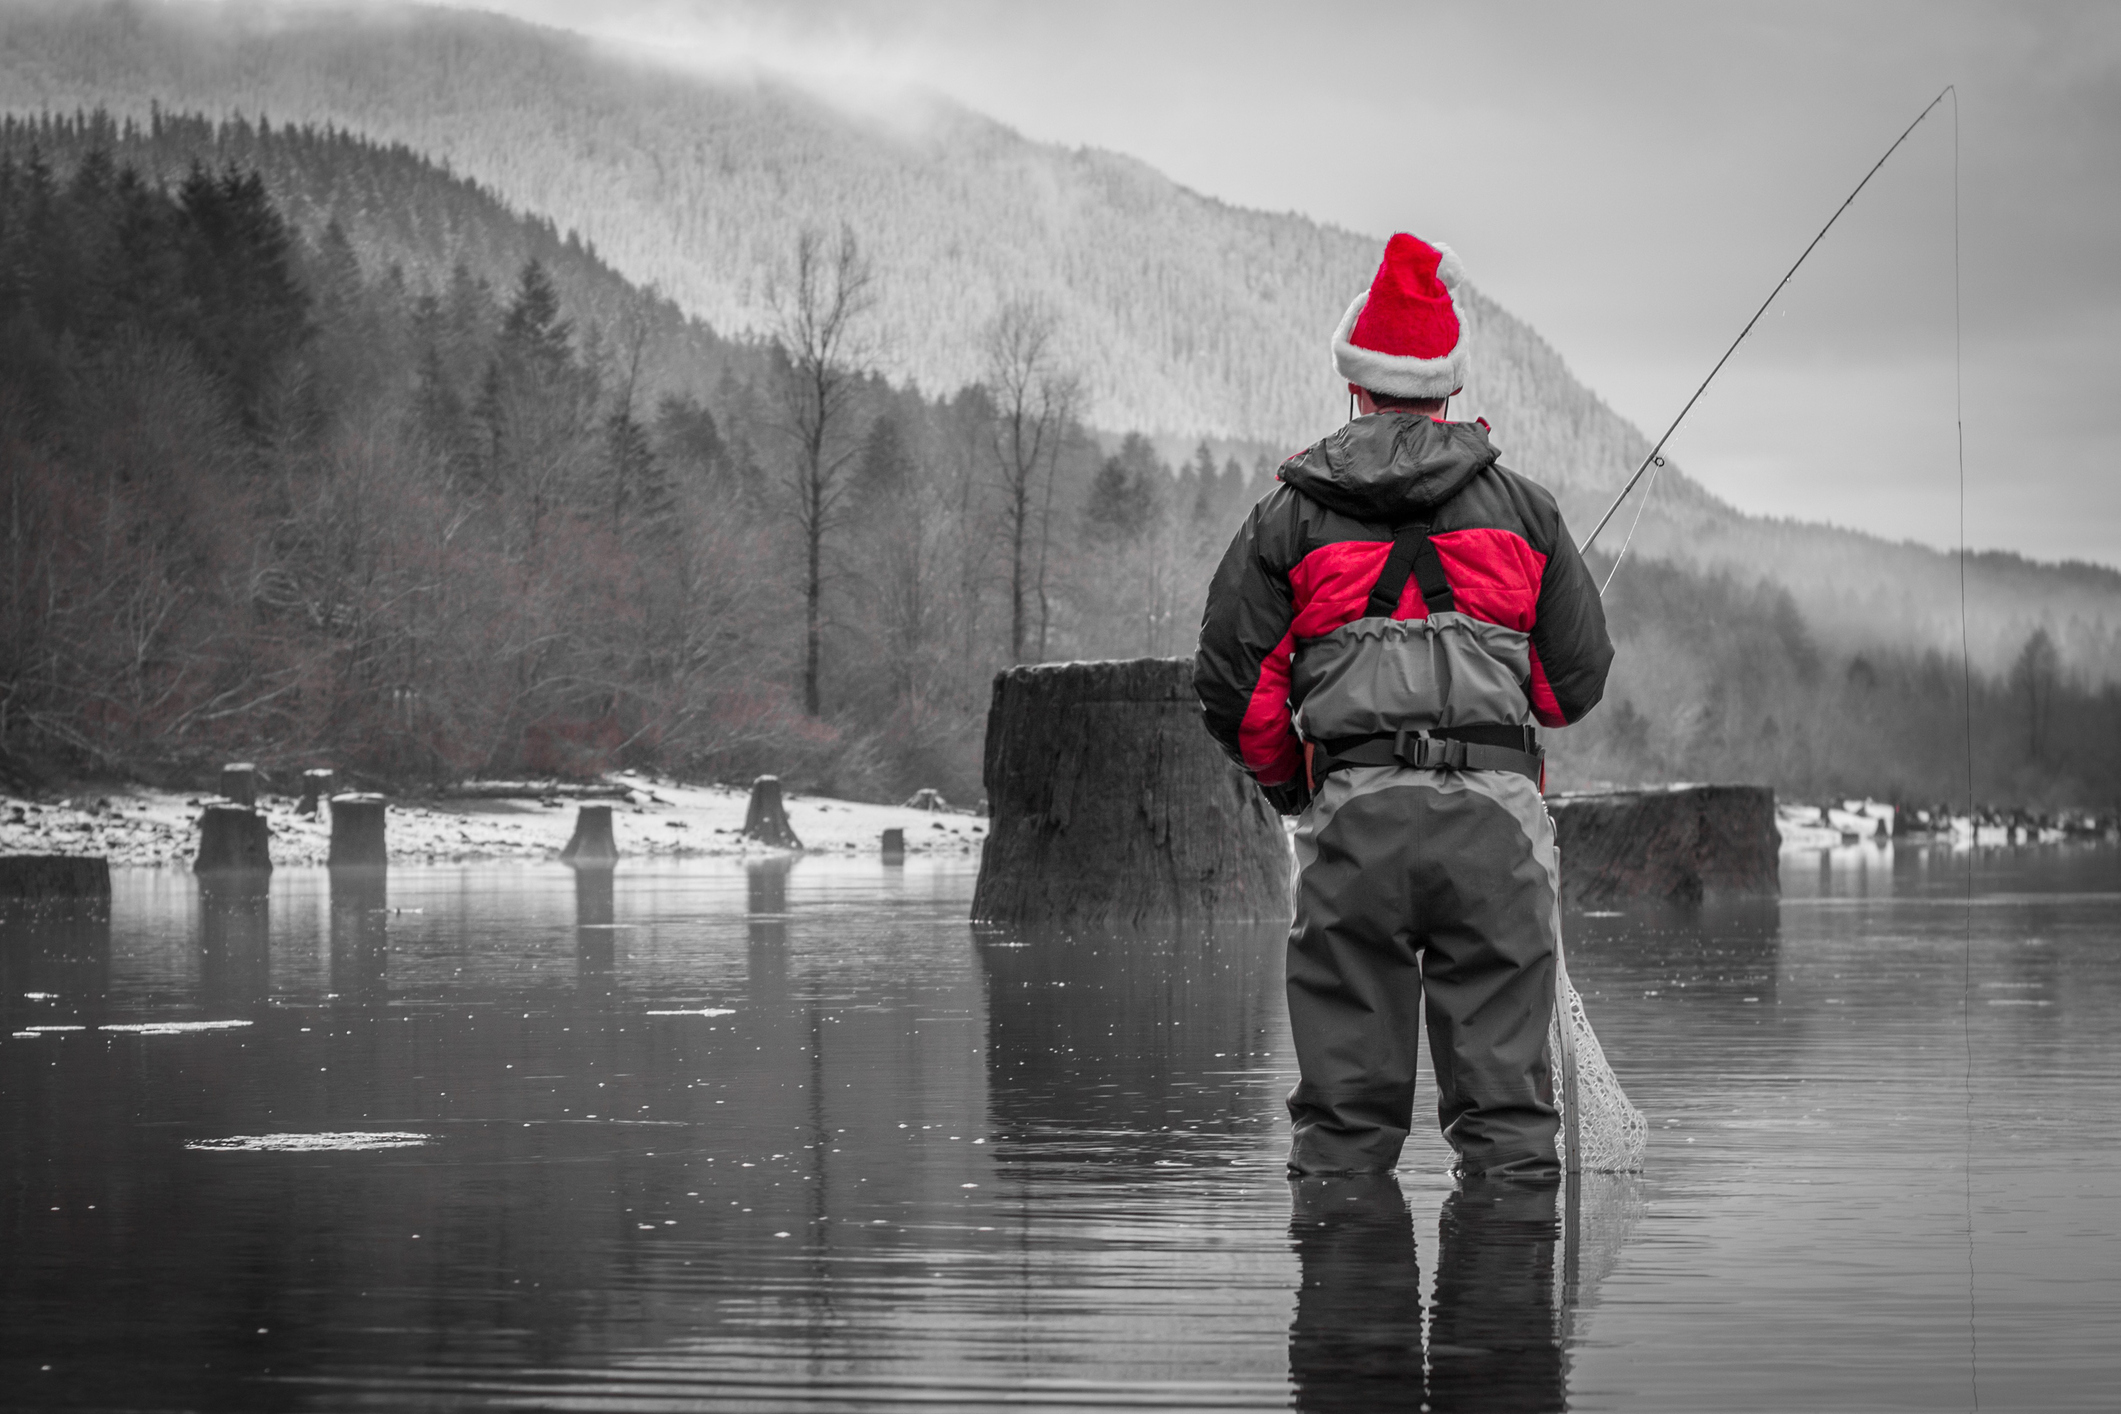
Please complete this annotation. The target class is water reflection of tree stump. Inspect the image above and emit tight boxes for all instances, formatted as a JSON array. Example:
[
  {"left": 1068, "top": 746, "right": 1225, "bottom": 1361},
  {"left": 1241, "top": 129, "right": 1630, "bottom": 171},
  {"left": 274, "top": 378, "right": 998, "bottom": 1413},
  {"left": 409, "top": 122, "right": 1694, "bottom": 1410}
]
[
  {"left": 199, "top": 872, "right": 271, "bottom": 1008},
  {"left": 575, "top": 866, "right": 616, "bottom": 976},
  {"left": 329, "top": 868, "right": 389, "bottom": 1005},
  {"left": 195, "top": 806, "right": 272, "bottom": 873},
  {"left": 0, "top": 898, "right": 111, "bottom": 1022},
  {"left": 977, "top": 923, "right": 1283, "bottom": 1151},
  {"left": 972, "top": 658, "right": 1290, "bottom": 925},
  {"left": 0, "top": 855, "right": 111, "bottom": 899},
  {"left": 1547, "top": 785, "right": 1778, "bottom": 907},
  {"left": 328, "top": 795, "right": 388, "bottom": 867},
  {"left": 561, "top": 804, "right": 619, "bottom": 865},
  {"left": 742, "top": 776, "right": 802, "bottom": 848}
]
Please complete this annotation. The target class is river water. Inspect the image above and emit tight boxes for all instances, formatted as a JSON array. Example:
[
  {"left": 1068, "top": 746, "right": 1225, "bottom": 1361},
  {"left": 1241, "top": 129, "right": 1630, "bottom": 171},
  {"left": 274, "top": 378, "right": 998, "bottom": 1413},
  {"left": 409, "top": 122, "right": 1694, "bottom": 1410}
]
[{"left": 3, "top": 844, "right": 2117, "bottom": 1411}]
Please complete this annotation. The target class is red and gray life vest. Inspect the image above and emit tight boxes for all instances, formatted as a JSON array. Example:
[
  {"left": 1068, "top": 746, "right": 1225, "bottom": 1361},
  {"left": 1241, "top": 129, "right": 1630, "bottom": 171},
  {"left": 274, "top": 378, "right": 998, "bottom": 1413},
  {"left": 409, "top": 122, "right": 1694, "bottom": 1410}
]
[{"left": 1194, "top": 413, "right": 1614, "bottom": 790}]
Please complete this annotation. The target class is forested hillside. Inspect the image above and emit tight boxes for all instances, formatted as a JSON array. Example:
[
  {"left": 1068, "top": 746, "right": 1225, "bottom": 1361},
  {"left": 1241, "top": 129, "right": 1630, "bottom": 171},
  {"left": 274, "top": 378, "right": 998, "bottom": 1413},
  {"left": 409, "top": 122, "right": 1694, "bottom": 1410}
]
[
  {"left": 0, "top": 118, "right": 2110, "bottom": 808},
  {"left": 1, "top": 0, "right": 2113, "bottom": 682}
]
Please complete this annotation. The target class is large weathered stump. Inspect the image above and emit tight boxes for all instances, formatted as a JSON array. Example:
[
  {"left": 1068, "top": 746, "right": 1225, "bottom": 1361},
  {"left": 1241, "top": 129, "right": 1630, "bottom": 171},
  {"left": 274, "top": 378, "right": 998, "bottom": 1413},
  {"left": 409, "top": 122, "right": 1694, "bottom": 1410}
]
[
  {"left": 298, "top": 769, "right": 336, "bottom": 817},
  {"left": 1547, "top": 785, "right": 1779, "bottom": 908},
  {"left": 195, "top": 806, "right": 272, "bottom": 873},
  {"left": 328, "top": 794, "right": 389, "bottom": 867},
  {"left": 219, "top": 762, "right": 259, "bottom": 807},
  {"left": 560, "top": 804, "right": 619, "bottom": 865},
  {"left": 0, "top": 855, "right": 111, "bottom": 900},
  {"left": 972, "top": 658, "right": 1290, "bottom": 926},
  {"left": 881, "top": 827, "right": 906, "bottom": 863},
  {"left": 742, "top": 775, "right": 802, "bottom": 848}
]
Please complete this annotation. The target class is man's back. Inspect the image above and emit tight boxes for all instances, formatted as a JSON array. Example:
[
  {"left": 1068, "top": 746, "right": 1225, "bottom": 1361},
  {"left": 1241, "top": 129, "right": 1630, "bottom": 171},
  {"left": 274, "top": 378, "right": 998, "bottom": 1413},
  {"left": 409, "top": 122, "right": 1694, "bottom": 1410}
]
[{"left": 1195, "top": 411, "right": 1612, "bottom": 796}]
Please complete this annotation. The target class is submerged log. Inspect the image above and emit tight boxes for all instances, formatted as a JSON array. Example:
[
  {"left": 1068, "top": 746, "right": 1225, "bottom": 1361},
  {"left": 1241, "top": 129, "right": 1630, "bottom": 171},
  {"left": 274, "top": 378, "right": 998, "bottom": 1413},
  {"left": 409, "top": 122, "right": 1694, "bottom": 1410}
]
[
  {"left": 195, "top": 806, "right": 272, "bottom": 874},
  {"left": 219, "top": 762, "right": 259, "bottom": 807},
  {"left": 328, "top": 794, "right": 389, "bottom": 868},
  {"left": 1547, "top": 785, "right": 1779, "bottom": 908},
  {"left": 297, "top": 769, "right": 336, "bottom": 817},
  {"left": 0, "top": 854, "right": 112, "bottom": 900},
  {"left": 560, "top": 804, "right": 620, "bottom": 865},
  {"left": 742, "top": 775, "right": 802, "bottom": 848},
  {"left": 972, "top": 657, "right": 1290, "bottom": 926}
]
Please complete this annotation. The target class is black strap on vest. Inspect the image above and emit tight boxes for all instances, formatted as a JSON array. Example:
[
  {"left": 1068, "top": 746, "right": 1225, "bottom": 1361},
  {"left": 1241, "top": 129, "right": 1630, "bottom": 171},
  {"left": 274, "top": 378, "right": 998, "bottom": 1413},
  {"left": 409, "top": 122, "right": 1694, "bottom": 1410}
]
[
  {"left": 1365, "top": 521, "right": 1456, "bottom": 619},
  {"left": 1314, "top": 724, "right": 1544, "bottom": 786}
]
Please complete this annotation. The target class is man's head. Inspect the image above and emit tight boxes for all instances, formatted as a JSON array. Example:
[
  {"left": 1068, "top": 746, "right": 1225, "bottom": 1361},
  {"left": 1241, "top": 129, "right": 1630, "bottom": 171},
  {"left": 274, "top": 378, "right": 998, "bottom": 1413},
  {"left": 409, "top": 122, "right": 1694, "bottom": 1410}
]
[{"left": 1332, "top": 234, "right": 1467, "bottom": 405}]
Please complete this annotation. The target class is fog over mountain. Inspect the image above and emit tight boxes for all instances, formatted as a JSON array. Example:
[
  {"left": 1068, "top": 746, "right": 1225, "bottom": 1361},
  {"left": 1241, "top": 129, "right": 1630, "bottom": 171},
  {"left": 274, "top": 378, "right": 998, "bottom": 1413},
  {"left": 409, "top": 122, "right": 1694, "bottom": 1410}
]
[{"left": 0, "top": 0, "right": 2115, "bottom": 679}]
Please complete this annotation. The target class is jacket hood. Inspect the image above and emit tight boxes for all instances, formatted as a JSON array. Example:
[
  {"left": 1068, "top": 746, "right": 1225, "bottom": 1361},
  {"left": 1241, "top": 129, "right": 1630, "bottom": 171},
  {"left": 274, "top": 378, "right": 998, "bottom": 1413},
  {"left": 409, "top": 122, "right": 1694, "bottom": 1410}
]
[{"left": 1279, "top": 414, "right": 1498, "bottom": 522}]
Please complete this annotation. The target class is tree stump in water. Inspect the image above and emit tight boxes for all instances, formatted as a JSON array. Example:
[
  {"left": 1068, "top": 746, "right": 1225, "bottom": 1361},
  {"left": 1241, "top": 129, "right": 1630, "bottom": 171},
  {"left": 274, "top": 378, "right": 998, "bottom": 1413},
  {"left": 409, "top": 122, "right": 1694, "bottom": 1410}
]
[
  {"left": 1547, "top": 785, "right": 1779, "bottom": 908},
  {"left": 297, "top": 769, "right": 336, "bottom": 818},
  {"left": 219, "top": 763, "right": 259, "bottom": 807},
  {"left": 195, "top": 806, "right": 272, "bottom": 873},
  {"left": 328, "top": 794, "right": 389, "bottom": 868},
  {"left": 742, "top": 776, "right": 802, "bottom": 848},
  {"left": 972, "top": 658, "right": 1290, "bottom": 926},
  {"left": 560, "top": 804, "right": 619, "bottom": 865},
  {"left": 881, "top": 827, "right": 905, "bottom": 863},
  {"left": 0, "top": 855, "right": 111, "bottom": 900}
]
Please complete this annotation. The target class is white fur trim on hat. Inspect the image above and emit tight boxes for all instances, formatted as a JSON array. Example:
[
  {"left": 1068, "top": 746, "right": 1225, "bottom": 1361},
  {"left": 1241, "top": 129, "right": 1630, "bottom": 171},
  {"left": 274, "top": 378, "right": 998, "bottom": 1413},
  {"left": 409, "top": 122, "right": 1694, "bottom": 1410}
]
[
  {"left": 1430, "top": 242, "right": 1466, "bottom": 292},
  {"left": 1331, "top": 292, "right": 1467, "bottom": 400}
]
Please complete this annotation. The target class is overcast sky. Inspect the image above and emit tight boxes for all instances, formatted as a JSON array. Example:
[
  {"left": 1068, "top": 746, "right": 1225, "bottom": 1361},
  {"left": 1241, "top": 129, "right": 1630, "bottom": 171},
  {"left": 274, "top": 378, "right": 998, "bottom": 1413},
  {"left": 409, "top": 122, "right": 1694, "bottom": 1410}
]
[{"left": 460, "top": 0, "right": 2119, "bottom": 566}]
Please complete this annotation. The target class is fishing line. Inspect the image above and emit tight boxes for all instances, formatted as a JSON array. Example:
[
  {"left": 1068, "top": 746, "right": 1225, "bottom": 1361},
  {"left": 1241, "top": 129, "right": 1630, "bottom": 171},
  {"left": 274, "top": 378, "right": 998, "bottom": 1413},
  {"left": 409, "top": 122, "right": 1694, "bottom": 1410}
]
[
  {"left": 1948, "top": 84, "right": 1981, "bottom": 1414},
  {"left": 1580, "top": 86, "right": 1959, "bottom": 594},
  {"left": 1569, "top": 81, "right": 1983, "bottom": 1399}
]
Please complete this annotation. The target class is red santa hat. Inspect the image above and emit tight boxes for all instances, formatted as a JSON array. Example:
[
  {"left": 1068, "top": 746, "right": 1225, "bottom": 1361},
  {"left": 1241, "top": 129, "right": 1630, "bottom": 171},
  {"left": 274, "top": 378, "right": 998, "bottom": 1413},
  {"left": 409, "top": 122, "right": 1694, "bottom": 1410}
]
[{"left": 1331, "top": 233, "right": 1468, "bottom": 400}]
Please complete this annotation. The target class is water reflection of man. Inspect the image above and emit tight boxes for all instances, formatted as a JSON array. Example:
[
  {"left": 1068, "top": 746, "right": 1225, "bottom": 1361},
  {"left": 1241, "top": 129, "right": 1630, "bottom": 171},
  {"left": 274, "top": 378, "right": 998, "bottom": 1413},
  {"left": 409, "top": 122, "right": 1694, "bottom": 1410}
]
[
  {"left": 1288, "top": 1175, "right": 1564, "bottom": 1413},
  {"left": 1290, "top": 1175, "right": 1426, "bottom": 1411}
]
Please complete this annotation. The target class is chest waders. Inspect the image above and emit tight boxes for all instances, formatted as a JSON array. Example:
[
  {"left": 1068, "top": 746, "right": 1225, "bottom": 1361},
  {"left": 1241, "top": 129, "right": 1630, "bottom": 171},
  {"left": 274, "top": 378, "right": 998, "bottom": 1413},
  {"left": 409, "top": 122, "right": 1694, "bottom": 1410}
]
[{"left": 1283, "top": 519, "right": 1564, "bottom": 1178}]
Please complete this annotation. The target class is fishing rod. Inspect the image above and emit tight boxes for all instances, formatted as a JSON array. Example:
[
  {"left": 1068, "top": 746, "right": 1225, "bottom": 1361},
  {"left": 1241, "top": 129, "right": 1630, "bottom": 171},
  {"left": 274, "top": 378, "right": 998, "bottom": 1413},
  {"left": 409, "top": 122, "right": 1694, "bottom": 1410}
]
[{"left": 1579, "top": 86, "right": 1957, "bottom": 595}]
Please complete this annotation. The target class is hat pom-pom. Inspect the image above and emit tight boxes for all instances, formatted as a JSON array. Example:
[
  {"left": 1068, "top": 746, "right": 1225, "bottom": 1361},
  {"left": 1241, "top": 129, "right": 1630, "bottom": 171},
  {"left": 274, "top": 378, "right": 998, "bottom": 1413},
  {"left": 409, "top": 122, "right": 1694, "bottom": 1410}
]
[{"left": 1431, "top": 242, "right": 1466, "bottom": 292}]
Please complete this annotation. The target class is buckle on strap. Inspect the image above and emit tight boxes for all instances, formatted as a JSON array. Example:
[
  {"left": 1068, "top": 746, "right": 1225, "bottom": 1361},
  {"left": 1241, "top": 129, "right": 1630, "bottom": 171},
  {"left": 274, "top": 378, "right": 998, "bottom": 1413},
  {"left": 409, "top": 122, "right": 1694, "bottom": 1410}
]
[{"left": 1390, "top": 725, "right": 1467, "bottom": 770}]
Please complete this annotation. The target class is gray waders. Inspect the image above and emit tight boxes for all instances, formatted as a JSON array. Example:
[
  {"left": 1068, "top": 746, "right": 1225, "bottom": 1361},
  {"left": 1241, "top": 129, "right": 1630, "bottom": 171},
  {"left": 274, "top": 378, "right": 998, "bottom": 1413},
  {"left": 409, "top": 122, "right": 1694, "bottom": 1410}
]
[{"left": 1286, "top": 762, "right": 1561, "bottom": 1178}]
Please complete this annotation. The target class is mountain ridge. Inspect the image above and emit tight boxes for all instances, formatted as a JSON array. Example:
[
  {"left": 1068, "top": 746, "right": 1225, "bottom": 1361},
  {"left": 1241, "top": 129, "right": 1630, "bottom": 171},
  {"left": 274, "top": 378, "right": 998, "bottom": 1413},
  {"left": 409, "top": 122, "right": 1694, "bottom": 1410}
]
[{"left": 0, "top": 0, "right": 2112, "bottom": 676}]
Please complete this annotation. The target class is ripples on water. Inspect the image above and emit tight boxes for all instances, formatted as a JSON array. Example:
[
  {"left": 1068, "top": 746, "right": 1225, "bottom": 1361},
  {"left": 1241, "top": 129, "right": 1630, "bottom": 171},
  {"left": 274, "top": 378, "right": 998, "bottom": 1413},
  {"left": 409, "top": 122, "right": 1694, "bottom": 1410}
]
[{"left": 2, "top": 845, "right": 2117, "bottom": 1411}]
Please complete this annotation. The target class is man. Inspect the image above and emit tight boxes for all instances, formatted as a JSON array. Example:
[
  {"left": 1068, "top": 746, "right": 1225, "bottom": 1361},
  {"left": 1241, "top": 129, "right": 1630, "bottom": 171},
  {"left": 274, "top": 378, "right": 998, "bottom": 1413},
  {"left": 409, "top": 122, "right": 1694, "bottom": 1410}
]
[{"left": 1195, "top": 233, "right": 1612, "bottom": 1179}]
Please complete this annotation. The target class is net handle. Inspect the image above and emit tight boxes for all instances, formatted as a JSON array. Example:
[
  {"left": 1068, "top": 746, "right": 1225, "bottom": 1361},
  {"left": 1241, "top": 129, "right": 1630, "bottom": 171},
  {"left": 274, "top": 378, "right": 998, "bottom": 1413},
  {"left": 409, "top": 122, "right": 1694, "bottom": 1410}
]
[{"left": 1556, "top": 937, "right": 1582, "bottom": 1176}]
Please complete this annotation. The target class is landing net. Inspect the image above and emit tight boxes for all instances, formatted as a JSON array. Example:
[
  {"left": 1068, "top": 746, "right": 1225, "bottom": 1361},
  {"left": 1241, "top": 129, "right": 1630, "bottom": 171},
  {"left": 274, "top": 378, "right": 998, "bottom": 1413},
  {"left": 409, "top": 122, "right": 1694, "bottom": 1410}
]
[{"left": 1551, "top": 955, "right": 1647, "bottom": 1173}]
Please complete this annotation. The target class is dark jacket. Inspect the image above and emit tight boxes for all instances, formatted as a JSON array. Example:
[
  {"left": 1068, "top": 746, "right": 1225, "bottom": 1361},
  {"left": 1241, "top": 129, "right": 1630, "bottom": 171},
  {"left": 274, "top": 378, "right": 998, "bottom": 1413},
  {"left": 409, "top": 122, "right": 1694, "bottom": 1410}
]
[{"left": 1194, "top": 413, "right": 1612, "bottom": 791}]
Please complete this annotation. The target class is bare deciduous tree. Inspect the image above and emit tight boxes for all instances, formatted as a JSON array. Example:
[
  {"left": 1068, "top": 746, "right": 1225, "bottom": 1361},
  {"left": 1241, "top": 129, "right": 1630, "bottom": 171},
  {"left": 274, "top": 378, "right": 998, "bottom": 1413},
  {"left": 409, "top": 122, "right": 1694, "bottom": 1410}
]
[
  {"left": 769, "top": 226, "right": 877, "bottom": 715},
  {"left": 982, "top": 299, "right": 1074, "bottom": 663}
]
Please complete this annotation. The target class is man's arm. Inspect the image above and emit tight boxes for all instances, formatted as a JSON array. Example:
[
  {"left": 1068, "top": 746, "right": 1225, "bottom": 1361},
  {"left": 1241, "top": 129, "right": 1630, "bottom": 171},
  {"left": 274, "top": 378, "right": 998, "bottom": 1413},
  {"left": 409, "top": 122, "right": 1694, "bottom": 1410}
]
[
  {"left": 1525, "top": 514, "right": 1614, "bottom": 727},
  {"left": 1195, "top": 488, "right": 1307, "bottom": 807}
]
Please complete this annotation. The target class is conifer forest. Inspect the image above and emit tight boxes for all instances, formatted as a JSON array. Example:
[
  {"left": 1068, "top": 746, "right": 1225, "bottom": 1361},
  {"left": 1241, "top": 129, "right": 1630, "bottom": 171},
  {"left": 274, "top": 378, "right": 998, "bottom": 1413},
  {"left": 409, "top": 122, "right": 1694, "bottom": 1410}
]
[{"left": 0, "top": 113, "right": 2113, "bottom": 810}]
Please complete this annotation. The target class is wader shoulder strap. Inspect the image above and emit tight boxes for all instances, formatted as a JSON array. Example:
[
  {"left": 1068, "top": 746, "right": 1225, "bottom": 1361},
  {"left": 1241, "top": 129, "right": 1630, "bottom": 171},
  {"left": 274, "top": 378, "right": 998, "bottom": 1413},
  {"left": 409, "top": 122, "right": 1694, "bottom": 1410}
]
[{"left": 1365, "top": 521, "right": 1457, "bottom": 619}]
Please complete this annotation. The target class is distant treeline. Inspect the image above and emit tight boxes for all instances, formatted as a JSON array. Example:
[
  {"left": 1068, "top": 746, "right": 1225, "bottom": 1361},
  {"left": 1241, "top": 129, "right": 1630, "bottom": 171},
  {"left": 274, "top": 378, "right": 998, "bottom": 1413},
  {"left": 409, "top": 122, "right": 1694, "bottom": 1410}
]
[{"left": 0, "top": 120, "right": 2109, "bottom": 809}]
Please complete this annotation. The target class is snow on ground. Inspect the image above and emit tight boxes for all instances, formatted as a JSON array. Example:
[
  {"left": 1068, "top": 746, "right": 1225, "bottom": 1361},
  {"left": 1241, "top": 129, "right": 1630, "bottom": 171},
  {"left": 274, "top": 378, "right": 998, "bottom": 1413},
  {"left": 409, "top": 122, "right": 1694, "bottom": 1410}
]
[{"left": 0, "top": 774, "right": 988, "bottom": 867}]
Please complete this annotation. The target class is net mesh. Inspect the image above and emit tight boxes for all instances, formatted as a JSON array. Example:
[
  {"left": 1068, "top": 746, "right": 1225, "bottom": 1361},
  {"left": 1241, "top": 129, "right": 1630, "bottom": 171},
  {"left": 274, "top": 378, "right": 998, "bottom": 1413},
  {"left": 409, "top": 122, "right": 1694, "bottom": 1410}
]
[{"left": 1551, "top": 962, "right": 1648, "bottom": 1173}]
